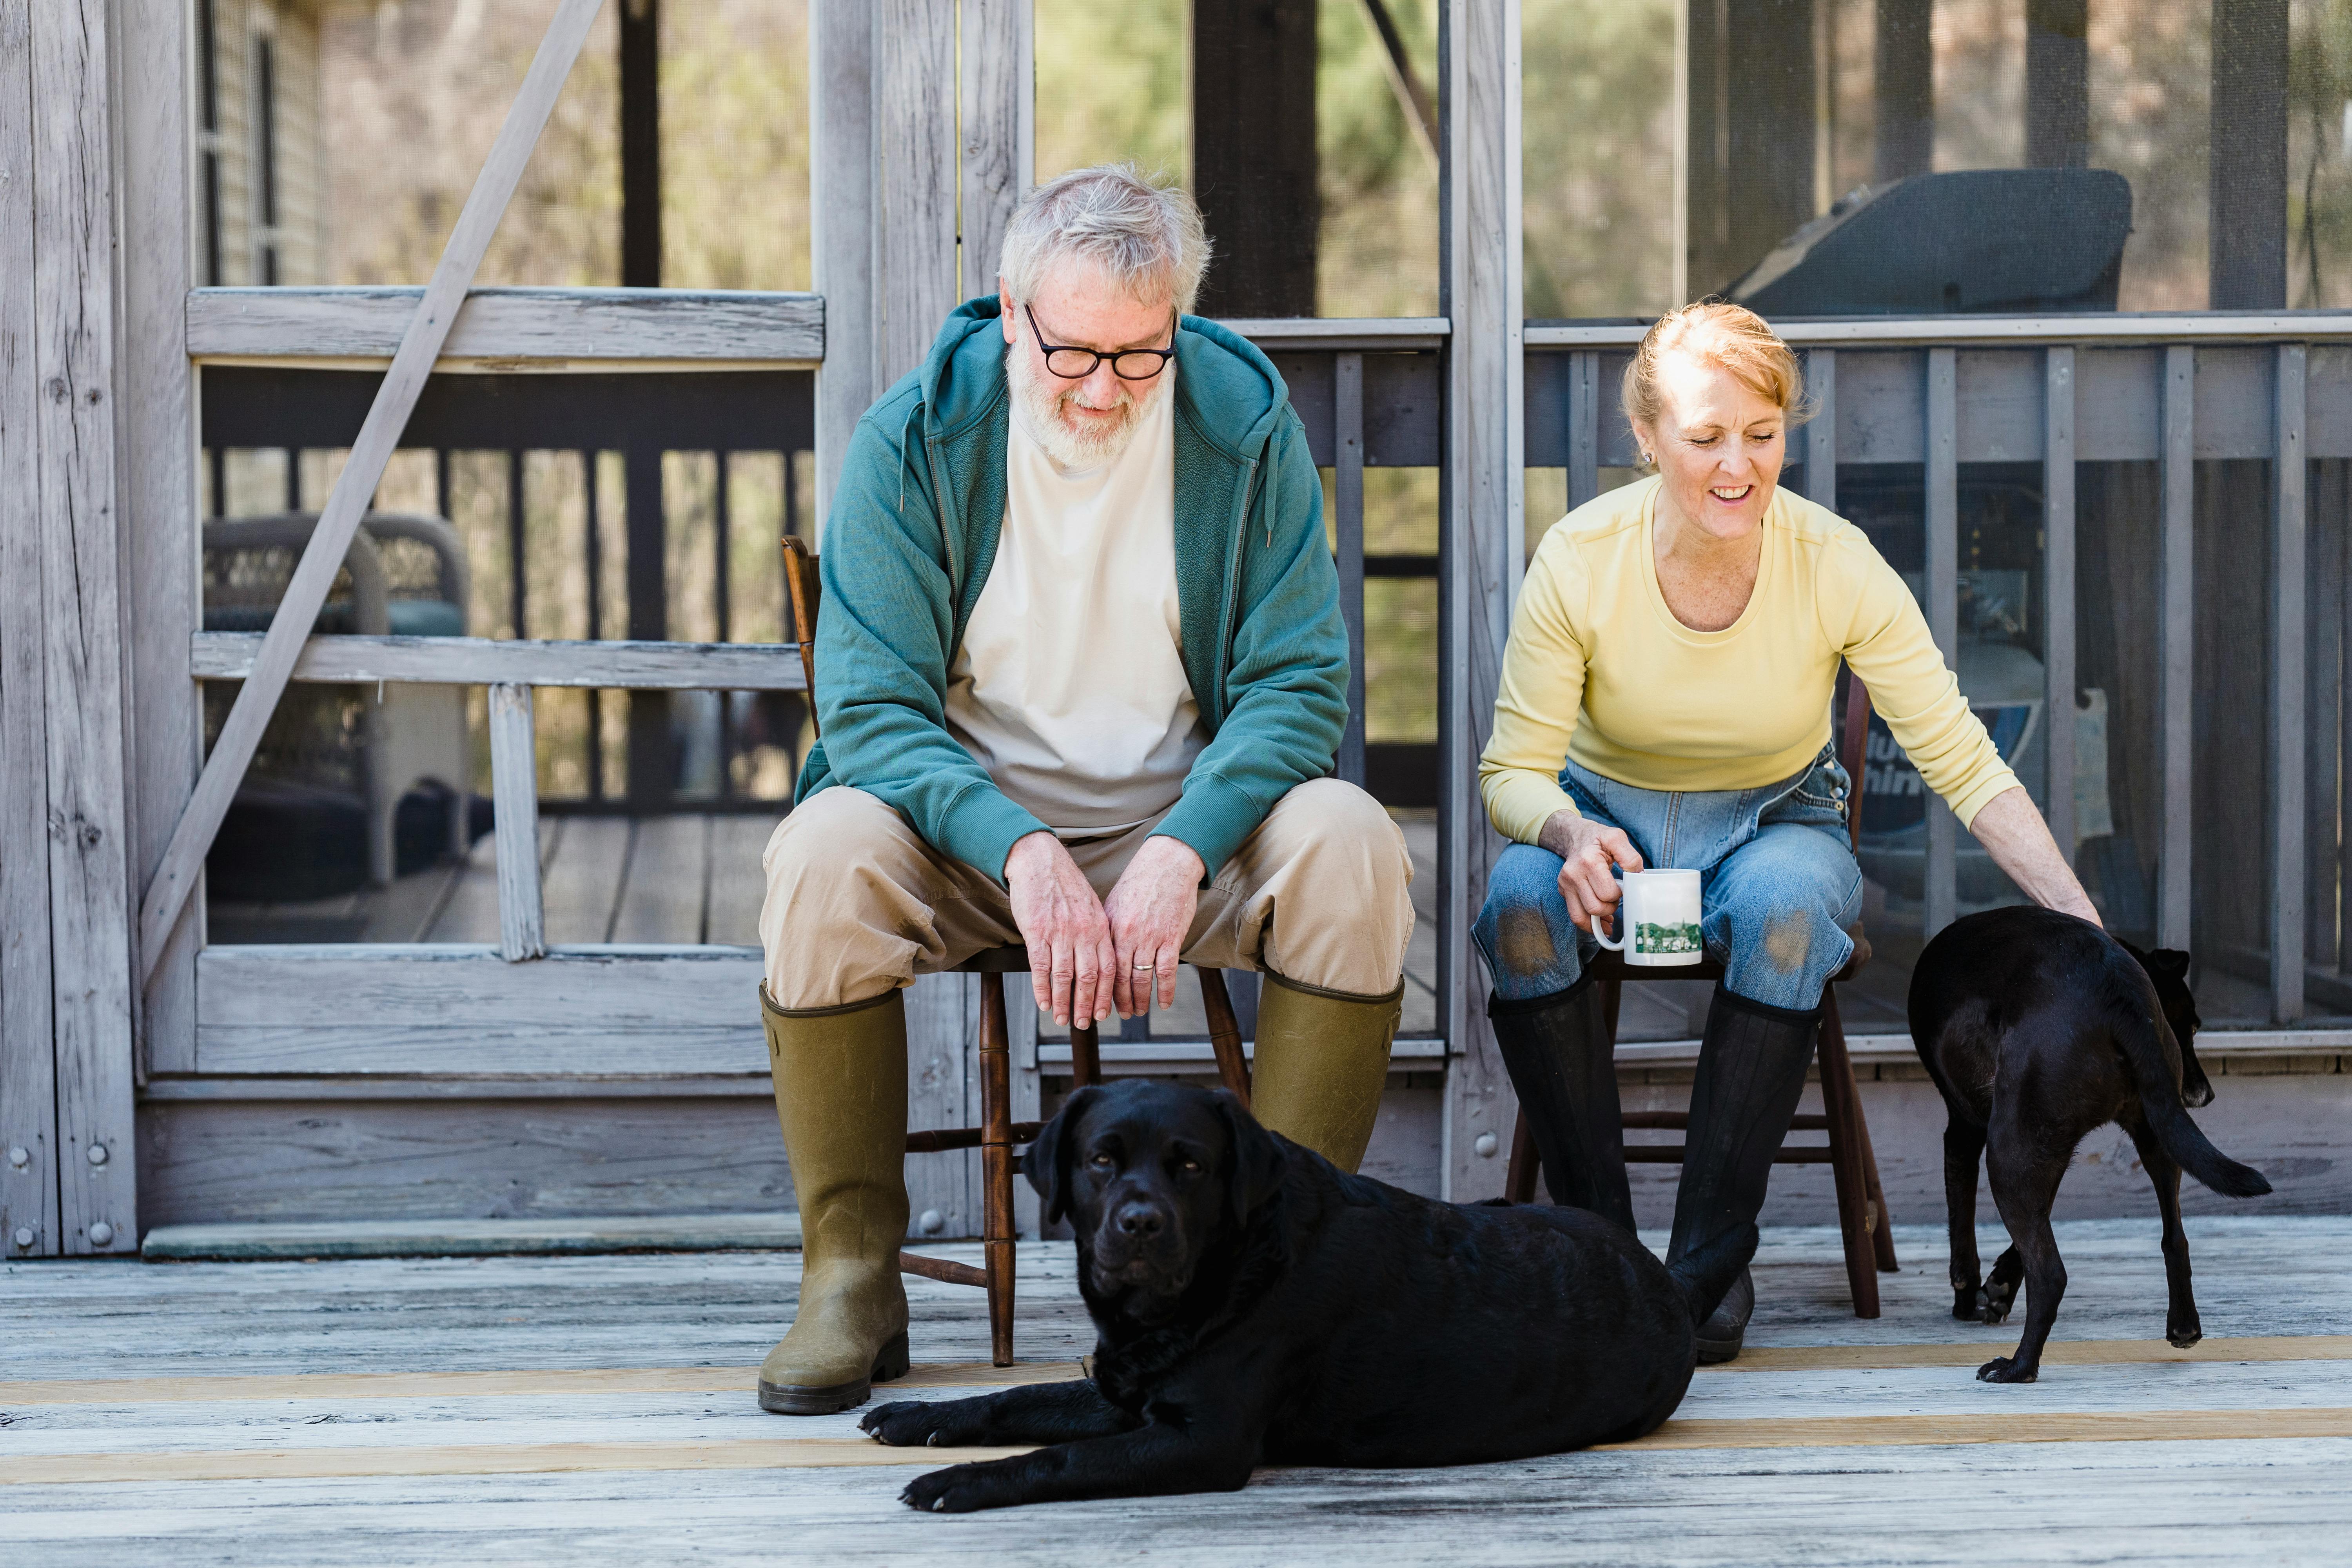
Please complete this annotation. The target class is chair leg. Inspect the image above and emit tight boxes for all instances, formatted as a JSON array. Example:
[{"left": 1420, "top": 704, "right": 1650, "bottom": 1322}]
[
  {"left": 1197, "top": 968, "right": 1251, "bottom": 1106},
  {"left": 1853, "top": 1065, "right": 1900, "bottom": 1272},
  {"left": 1504, "top": 1109, "right": 1541, "bottom": 1203},
  {"left": 980, "top": 973, "right": 1017, "bottom": 1366},
  {"left": 1070, "top": 1016, "right": 1102, "bottom": 1090},
  {"left": 1814, "top": 988, "right": 1882, "bottom": 1319}
]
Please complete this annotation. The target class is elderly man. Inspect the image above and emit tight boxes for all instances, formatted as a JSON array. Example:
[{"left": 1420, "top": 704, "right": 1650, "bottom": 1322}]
[{"left": 754, "top": 164, "right": 1414, "bottom": 1415}]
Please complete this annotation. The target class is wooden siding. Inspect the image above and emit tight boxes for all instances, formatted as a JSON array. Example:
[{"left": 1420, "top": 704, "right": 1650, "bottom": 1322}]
[{"left": 204, "top": 0, "right": 324, "bottom": 286}]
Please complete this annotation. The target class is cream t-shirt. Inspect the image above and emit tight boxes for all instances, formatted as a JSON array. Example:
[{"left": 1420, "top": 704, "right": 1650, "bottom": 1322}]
[{"left": 944, "top": 374, "right": 1206, "bottom": 838}]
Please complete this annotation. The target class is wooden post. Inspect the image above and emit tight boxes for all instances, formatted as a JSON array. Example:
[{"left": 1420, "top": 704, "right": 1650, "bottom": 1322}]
[
  {"left": 489, "top": 685, "right": 546, "bottom": 964},
  {"left": 0, "top": 0, "right": 61, "bottom": 1258},
  {"left": 1872, "top": 0, "right": 1933, "bottom": 183},
  {"left": 1336, "top": 352, "right": 1368, "bottom": 786},
  {"left": 877, "top": 0, "right": 959, "bottom": 383},
  {"left": 27, "top": 0, "right": 139, "bottom": 1256},
  {"left": 1925, "top": 347, "right": 1958, "bottom": 937},
  {"left": 619, "top": 0, "right": 662, "bottom": 290},
  {"left": 809, "top": 0, "right": 877, "bottom": 530},
  {"left": 123, "top": 0, "right": 203, "bottom": 1078},
  {"left": 1193, "top": 0, "right": 1320, "bottom": 317},
  {"left": 2210, "top": 0, "right": 2288, "bottom": 310},
  {"left": 2025, "top": 0, "right": 2089, "bottom": 169},
  {"left": 2272, "top": 343, "right": 2308, "bottom": 1021},
  {"left": 1439, "top": 0, "right": 1523, "bottom": 1203},
  {"left": 1685, "top": 0, "right": 1815, "bottom": 296},
  {"left": 959, "top": 0, "right": 1033, "bottom": 303},
  {"left": 2045, "top": 347, "right": 2079, "bottom": 862},
  {"left": 2160, "top": 345, "right": 2196, "bottom": 951}
]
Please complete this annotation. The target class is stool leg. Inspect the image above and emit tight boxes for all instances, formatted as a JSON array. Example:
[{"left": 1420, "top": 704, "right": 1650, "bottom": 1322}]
[
  {"left": 1853, "top": 1048, "right": 1900, "bottom": 1271},
  {"left": 980, "top": 973, "right": 1016, "bottom": 1366},
  {"left": 1071, "top": 1017, "right": 1102, "bottom": 1090},
  {"left": 1505, "top": 1109, "right": 1541, "bottom": 1203},
  {"left": 1814, "top": 990, "right": 1882, "bottom": 1318},
  {"left": 1198, "top": 968, "right": 1251, "bottom": 1106}
]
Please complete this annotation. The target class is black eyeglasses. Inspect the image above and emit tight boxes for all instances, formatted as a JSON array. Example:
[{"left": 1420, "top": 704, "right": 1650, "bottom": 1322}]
[{"left": 1023, "top": 302, "right": 1178, "bottom": 381}]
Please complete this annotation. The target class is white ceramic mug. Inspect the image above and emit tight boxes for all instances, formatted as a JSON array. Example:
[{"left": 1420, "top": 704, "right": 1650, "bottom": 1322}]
[{"left": 1593, "top": 868, "right": 1704, "bottom": 966}]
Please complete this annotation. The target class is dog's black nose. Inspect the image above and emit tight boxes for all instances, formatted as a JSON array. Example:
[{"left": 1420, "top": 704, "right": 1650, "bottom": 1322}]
[{"left": 1114, "top": 1201, "right": 1167, "bottom": 1238}]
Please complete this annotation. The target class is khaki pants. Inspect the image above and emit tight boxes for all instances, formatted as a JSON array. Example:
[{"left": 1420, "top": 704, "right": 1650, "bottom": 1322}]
[{"left": 759, "top": 778, "right": 1414, "bottom": 1009}]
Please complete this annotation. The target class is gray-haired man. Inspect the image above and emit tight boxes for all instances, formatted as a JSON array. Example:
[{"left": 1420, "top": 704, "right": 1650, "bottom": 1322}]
[{"left": 754, "top": 164, "right": 1414, "bottom": 1413}]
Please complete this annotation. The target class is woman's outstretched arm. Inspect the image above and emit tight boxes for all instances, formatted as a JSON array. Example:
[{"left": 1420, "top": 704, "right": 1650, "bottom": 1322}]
[{"left": 1965, "top": 785, "right": 2101, "bottom": 925}]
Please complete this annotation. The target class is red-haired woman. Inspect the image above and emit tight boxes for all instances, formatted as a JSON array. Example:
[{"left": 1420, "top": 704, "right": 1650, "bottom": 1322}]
[{"left": 1475, "top": 302, "right": 2096, "bottom": 1361}]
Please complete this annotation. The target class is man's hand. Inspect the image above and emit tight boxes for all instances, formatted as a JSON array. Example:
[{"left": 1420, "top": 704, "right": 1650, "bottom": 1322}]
[
  {"left": 1005, "top": 831, "right": 1116, "bottom": 1027},
  {"left": 1103, "top": 836, "right": 1206, "bottom": 1018},
  {"left": 1536, "top": 809, "right": 1644, "bottom": 935}
]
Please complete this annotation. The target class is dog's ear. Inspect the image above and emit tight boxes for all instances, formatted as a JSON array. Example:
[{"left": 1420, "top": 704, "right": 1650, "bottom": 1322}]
[
  {"left": 2149, "top": 948, "right": 2192, "bottom": 980},
  {"left": 1023, "top": 1086, "right": 1102, "bottom": 1226},
  {"left": 1211, "top": 1090, "right": 1289, "bottom": 1228}
]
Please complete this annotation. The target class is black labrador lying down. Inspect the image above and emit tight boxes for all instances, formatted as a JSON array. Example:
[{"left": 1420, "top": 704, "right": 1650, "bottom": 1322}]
[
  {"left": 1909, "top": 907, "right": 2271, "bottom": 1383},
  {"left": 860, "top": 1080, "right": 1743, "bottom": 1512}
]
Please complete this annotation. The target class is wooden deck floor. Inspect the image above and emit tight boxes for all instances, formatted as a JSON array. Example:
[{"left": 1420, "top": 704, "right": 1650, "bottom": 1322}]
[{"left": 4, "top": 1217, "right": 2347, "bottom": 1563}]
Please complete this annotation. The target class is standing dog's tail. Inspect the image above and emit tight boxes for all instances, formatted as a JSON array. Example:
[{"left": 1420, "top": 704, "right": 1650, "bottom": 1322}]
[{"left": 2106, "top": 954, "right": 2272, "bottom": 1198}]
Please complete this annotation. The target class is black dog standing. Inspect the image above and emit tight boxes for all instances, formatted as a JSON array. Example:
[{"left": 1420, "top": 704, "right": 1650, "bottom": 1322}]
[
  {"left": 861, "top": 1080, "right": 1744, "bottom": 1512},
  {"left": 1909, "top": 907, "right": 2271, "bottom": 1383}
]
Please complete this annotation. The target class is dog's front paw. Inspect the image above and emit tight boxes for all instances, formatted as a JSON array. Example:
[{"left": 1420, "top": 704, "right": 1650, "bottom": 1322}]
[
  {"left": 1976, "top": 1355, "right": 2038, "bottom": 1383},
  {"left": 900, "top": 1461, "right": 1012, "bottom": 1514},
  {"left": 2167, "top": 1319, "right": 2203, "bottom": 1350},
  {"left": 866, "top": 1401, "right": 983, "bottom": 1448},
  {"left": 862, "top": 1399, "right": 976, "bottom": 1448}
]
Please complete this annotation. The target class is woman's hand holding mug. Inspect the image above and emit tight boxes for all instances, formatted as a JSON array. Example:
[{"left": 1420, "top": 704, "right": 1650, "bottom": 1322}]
[{"left": 1537, "top": 808, "right": 1645, "bottom": 934}]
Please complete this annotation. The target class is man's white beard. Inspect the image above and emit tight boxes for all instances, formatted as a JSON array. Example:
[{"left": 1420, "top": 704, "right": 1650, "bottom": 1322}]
[{"left": 1008, "top": 345, "right": 1157, "bottom": 472}]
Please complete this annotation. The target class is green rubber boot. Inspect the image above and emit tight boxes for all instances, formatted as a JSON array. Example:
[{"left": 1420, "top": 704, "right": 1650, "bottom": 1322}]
[
  {"left": 757, "top": 984, "right": 912, "bottom": 1415},
  {"left": 1246, "top": 969, "right": 1404, "bottom": 1172}
]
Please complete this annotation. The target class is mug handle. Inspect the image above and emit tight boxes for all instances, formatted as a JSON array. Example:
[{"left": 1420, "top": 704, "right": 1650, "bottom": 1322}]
[{"left": 1591, "top": 903, "right": 1626, "bottom": 951}]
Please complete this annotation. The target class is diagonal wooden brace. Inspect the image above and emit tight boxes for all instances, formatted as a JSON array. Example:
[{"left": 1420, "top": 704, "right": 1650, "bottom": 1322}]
[{"left": 136, "top": 0, "right": 607, "bottom": 985}]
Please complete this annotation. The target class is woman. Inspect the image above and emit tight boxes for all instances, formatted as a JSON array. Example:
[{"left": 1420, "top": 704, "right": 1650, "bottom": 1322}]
[{"left": 1475, "top": 302, "right": 2096, "bottom": 1362}]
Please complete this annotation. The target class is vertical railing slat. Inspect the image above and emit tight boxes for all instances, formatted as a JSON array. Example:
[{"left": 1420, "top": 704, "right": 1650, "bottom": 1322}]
[
  {"left": 490, "top": 682, "right": 545, "bottom": 963},
  {"left": 1567, "top": 350, "right": 1599, "bottom": 511},
  {"left": 583, "top": 448, "right": 603, "bottom": 804},
  {"left": 506, "top": 448, "right": 526, "bottom": 638},
  {"left": 1336, "top": 352, "right": 1368, "bottom": 787},
  {"left": 2159, "top": 345, "right": 2196, "bottom": 952},
  {"left": 2310, "top": 457, "right": 2344, "bottom": 973},
  {"left": 1925, "top": 347, "right": 1958, "bottom": 937},
  {"left": 2043, "top": 347, "right": 2077, "bottom": 864},
  {"left": 2272, "top": 343, "right": 2308, "bottom": 1022},
  {"left": 715, "top": 449, "right": 733, "bottom": 802},
  {"left": 1804, "top": 348, "right": 1837, "bottom": 511}
]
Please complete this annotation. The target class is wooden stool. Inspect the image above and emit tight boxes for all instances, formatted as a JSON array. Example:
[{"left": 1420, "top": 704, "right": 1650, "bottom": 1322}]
[
  {"left": 898, "top": 951, "right": 1254, "bottom": 1366},
  {"left": 1502, "top": 664, "right": 1897, "bottom": 1316}
]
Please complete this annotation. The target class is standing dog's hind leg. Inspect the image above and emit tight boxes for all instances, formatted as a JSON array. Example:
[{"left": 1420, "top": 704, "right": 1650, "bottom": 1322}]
[
  {"left": 1943, "top": 1118, "right": 1990, "bottom": 1320},
  {"left": 2124, "top": 1115, "right": 2202, "bottom": 1348},
  {"left": 1982, "top": 1244, "right": 2024, "bottom": 1323},
  {"left": 1979, "top": 1131, "right": 2070, "bottom": 1383}
]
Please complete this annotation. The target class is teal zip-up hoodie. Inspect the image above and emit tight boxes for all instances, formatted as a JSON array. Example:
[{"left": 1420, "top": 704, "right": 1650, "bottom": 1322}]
[{"left": 794, "top": 296, "right": 1348, "bottom": 883}]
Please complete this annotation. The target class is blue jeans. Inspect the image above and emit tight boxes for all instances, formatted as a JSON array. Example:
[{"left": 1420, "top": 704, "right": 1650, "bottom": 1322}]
[{"left": 1475, "top": 748, "right": 1863, "bottom": 1012}]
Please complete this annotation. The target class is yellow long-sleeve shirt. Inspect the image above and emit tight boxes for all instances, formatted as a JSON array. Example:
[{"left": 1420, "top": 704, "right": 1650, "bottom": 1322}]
[{"left": 1479, "top": 476, "right": 2018, "bottom": 845}]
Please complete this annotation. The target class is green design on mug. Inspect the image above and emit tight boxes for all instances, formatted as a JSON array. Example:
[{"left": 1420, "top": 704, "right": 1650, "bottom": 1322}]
[{"left": 1636, "top": 922, "right": 1702, "bottom": 955}]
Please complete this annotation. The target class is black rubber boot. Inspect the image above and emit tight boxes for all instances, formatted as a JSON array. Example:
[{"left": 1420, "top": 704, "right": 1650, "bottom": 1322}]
[
  {"left": 1489, "top": 973, "right": 1635, "bottom": 1232},
  {"left": 1666, "top": 984, "right": 1821, "bottom": 1364}
]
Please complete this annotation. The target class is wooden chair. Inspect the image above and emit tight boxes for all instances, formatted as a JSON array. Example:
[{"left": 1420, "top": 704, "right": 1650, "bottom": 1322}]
[
  {"left": 782, "top": 536, "right": 1255, "bottom": 1365},
  {"left": 1501, "top": 670, "right": 1901, "bottom": 1317}
]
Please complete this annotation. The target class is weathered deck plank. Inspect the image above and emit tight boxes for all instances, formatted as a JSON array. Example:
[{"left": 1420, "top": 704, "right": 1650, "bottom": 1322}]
[{"left": 2, "top": 1221, "right": 2347, "bottom": 1562}]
